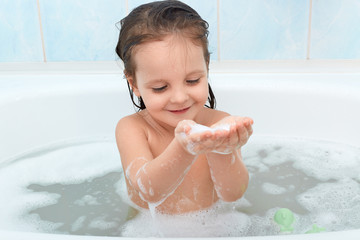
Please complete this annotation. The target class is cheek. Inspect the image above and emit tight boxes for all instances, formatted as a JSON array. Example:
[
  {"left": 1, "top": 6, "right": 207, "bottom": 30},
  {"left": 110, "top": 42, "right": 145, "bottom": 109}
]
[
  {"left": 194, "top": 82, "right": 209, "bottom": 104},
  {"left": 141, "top": 92, "right": 166, "bottom": 110}
]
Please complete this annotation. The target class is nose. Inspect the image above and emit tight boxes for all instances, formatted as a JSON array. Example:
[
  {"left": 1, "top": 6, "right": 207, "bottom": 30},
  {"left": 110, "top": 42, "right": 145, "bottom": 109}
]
[{"left": 170, "top": 87, "right": 189, "bottom": 104}]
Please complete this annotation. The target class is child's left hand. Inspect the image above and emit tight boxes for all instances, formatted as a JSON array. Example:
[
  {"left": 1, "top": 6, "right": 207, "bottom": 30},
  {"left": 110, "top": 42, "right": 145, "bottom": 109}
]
[{"left": 209, "top": 116, "right": 253, "bottom": 154}]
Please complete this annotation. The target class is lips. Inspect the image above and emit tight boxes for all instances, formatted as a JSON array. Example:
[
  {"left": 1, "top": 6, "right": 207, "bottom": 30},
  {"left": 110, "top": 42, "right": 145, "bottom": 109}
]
[{"left": 169, "top": 107, "right": 190, "bottom": 114}]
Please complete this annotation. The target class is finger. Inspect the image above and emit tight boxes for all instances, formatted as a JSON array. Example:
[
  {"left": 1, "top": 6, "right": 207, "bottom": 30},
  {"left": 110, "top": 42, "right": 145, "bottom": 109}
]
[
  {"left": 175, "top": 120, "right": 194, "bottom": 134},
  {"left": 247, "top": 125, "right": 253, "bottom": 136},
  {"left": 239, "top": 127, "right": 250, "bottom": 146},
  {"left": 226, "top": 124, "right": 239, "bottom": 147},
  {"left": 229, "top": 132, "right": 239, "bottom": 148},
  {"left": 235, "top": 121, "right": 249, "bottom": 146},
  {"left": 245, "top": 117, "right": 254, "bottom": 126},
  {"left": 243, "top": 118, "right": 253, "bottom": 136},
  {"left": 215, "top": 129, "right": 230, "bottom": 142},
  {"left": 218, "top": 129, "right": 238, "bottom": 152},
  {"left": 189, "top": 130, "right": 213, "bottom": 146},
  {"left": 195, "top": 135, "right": 221, "bottom": 154}
]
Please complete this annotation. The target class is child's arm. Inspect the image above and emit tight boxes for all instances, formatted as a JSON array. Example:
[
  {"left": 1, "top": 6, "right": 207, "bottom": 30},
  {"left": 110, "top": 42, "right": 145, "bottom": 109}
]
[
  {"left": 176, "top": 116, "right": 253, "bottom": 202},
  {"left": 116, "top": 116, "right": 197, "bottom": 205},
  {"left": 206, "top": 117, "right": 253, "bottom": 202},
  {"left": 206, "top": 149, "right": 249, "bottom": 202}
]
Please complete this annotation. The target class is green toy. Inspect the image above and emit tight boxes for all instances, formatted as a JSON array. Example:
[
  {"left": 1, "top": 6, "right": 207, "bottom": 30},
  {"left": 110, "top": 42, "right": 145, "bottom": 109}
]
[
  {"left": 305, "top": 224, "right": 326, "bottom": 234},
  {"left": 274, "top": 208, "right": 327, "bottom": 234},
  {"left": 274, "top": 208, "right": 295, "bottom": 233}
]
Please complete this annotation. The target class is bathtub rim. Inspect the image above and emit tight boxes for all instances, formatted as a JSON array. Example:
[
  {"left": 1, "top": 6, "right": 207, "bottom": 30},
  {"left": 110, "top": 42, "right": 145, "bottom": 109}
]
[{"left": 1, "top": 228, "right": 360, "bottom": 240}]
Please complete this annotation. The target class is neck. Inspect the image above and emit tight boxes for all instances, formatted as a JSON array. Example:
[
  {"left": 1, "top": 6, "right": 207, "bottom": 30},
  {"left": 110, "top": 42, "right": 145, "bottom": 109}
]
[{"left": 139, "top": 110, "right": 176, "bottom": 136}]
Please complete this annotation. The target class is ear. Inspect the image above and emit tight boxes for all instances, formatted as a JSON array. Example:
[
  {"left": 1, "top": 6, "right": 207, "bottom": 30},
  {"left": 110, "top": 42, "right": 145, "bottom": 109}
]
[{"left": 125, "top": 73, "right": 141, "bottom": 97}]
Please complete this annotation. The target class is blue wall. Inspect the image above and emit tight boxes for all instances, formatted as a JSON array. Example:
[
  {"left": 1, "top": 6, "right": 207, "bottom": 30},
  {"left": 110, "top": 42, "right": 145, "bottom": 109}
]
[{"left": 1, "top": 0, "right": 360, "bottom": 62}]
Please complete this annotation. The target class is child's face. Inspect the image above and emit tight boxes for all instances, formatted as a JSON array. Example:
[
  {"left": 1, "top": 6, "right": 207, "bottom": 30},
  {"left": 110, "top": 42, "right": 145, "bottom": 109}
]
[{"left": 129, "top": 34, "right": 209, "bottom": 129}]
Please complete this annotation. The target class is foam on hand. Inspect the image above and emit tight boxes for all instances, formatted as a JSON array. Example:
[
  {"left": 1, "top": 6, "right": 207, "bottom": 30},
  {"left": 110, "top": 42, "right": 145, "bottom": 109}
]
[
  {"left": 189, "top": 123, "right": 231, "bottom": 135},
  {"left": 183, "top": 123, "right": 232, "bottom": 155}
]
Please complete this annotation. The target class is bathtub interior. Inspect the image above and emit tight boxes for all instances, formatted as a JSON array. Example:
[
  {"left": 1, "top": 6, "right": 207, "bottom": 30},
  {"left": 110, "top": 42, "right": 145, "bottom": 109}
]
[
  {"left": 0, "top": 66, "right": 360, "bottom": 239},
  {"left": 0, "top": 74, "right": 132, "bottom": 162},
  {"left": 212, "top": 72, "right": 360, "bottom": 147},
  {"left": 1, "top": 72, "right": 360, "bottom": 161}
]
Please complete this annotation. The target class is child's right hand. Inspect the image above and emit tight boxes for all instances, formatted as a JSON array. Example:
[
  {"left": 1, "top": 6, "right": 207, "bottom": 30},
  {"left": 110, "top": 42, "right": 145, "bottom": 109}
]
[{"left": 175, "top": 119, "right": 208, "bottom": 155}]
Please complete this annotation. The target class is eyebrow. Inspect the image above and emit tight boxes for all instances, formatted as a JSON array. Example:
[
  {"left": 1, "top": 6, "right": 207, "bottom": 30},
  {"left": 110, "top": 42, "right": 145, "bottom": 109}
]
[
  {"left": 144, "top": 79, "right": 166, "bottom": 87},
  {"left": 145, "top": 69, "right": 207, "bottom": 85},
  {"left": 186, "top": 69, "right": 207, "bottom": 75}
]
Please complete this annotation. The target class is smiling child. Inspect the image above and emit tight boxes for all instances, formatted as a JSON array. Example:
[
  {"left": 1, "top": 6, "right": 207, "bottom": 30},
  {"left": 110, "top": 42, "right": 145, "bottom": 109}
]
[{"left": 115, "top": 0, "right": 253, "bottom": 214}]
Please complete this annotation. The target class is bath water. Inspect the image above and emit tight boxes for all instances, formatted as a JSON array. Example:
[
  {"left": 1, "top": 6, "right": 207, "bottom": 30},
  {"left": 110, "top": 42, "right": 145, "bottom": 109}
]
[{"left": 0, "top": 136, "right": 359, "bottom": 237}]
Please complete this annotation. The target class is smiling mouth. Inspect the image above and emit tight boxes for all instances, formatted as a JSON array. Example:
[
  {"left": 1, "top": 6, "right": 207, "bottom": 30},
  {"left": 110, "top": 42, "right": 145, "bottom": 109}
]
[{"left": 169, "top": 107, "right": 190, "bottom": 114}]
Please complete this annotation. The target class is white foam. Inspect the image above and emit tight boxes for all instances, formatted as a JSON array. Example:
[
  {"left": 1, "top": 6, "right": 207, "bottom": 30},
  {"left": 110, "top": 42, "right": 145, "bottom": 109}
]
[
  {"left": 74, "top": 195, "right": 100, "bottom": 206},
  {"left": 122, "top": 201, "right": 251, "bottom": 237},
  {"left": 1, "top": 136, "right": 360, "bottom": 237},
  {"left": 292, "top": 142, "right": 360, "bottom": 181},
  {"left": 297, "top": 178, "right": 360, "bottom": 211},
  {"left": 243, "top": 136, "right": 360, "bottom": 181},
  {"left": 296, "top": 178, "right": 360, "bottom": 231},
  {"left": 186, "top": 123, "right": 233, "bottom": 154},
  {"left": 262, "top": 182, "right": 287, "bottom": 195},
  {"left": 88, "top": 216, "right": 118, "bottom": 230},
  {"left": 189, "top": 123, "right": 231, "bottom": 135},
  {"left": 71, "top": 216, "right": 86, "bottom": 232},
  {"left": 0, "top": 140, "right": 121, "bottom": 232},
  {"left": 137, "top": 178, "right": 147, "bottom": 194}
]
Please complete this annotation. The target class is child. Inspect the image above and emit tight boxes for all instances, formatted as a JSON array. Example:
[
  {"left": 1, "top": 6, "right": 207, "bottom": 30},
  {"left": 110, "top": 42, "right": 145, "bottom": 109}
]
[{"left": 115, "top": 0, "right": 253, "bottom": 215}]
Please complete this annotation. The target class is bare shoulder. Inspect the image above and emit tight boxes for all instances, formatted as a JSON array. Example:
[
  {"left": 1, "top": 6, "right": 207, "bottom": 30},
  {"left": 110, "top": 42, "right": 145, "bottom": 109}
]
[
  {"left": 115, "top": 113, "right": 147, "bottom": 142},
  {"left": 115, "top": 112, "right": 154, "bottom": 163},
  {"left": 116, "top": 113, "right": 141, "bottom": 130},
  {"left": 199, "top": 108, "right": 231, "bottom": 126}
]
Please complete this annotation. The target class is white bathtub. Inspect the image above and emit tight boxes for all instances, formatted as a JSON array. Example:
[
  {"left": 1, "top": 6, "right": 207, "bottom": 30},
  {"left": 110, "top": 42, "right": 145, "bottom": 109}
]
[{"left": 0, "top": 61, "right": 360, "bottom": 240}]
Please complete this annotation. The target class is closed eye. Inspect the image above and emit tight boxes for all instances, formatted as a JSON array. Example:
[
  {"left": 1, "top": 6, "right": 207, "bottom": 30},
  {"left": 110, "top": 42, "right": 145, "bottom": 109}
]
[
  {"left": 152, "top": 85, "right": 167, "bottom": 92},
  {"left": 186, "top": 79, "right": 200, "bottom": 85}
]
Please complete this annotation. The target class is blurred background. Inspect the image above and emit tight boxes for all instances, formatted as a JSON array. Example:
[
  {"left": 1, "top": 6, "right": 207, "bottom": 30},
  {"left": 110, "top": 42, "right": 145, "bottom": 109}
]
[{"left": 0, "top": 0, "right": 360, "bottom": 62}]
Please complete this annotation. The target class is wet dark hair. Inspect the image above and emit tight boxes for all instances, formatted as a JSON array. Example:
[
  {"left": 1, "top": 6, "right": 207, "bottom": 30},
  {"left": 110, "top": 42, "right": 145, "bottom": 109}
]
[{"left": 115, "top": 0, "right": 216, "bottom": 110}]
